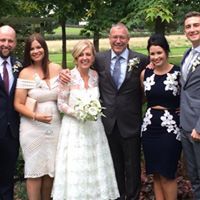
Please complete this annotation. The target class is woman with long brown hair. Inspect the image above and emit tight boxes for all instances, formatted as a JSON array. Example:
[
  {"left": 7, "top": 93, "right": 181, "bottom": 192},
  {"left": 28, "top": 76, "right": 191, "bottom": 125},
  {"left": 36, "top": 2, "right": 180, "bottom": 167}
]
[{"left": 14, "top": 33, "right": 61, "bottom": 200}]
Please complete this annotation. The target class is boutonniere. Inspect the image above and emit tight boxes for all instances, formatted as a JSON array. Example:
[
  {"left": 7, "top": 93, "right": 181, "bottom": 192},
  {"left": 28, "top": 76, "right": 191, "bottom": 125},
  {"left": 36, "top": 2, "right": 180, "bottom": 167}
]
[
  {"left": 12, "top": 61, "right": 23, "bottom": 73},
  {"left": 128, "top": 57, "right": 140, "bottom": 72},
  {"left": 191, "top": 56, "right": 200, "bottom": 72}
]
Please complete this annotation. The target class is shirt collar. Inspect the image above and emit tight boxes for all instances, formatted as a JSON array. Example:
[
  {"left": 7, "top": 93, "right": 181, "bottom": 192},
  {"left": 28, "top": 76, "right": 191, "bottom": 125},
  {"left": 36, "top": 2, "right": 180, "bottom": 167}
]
[
  {"left": 0, "top": 56, "right": 11, "bottom": 67},
  {"left": 111, "top": 48, "right": 129, "bottom": 60},
  {"left": 192, "top": 45, "right": 200, "bottom": 54}
]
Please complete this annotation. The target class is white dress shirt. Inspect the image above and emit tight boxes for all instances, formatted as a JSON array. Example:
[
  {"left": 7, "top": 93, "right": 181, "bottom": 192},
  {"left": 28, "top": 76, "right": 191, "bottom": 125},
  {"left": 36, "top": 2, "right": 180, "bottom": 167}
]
[
  {"left": 0, "top": 57, "right": 14, "bottom": 91},
  {"left": 110, "top": 48, "right": 129, "bottom": 88}
]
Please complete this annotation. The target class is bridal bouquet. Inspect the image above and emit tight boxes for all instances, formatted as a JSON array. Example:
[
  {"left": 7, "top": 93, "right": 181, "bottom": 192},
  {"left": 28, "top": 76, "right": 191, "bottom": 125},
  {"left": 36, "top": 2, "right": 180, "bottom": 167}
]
[{"left": 74, "top": 98, "right": 105, "bottom": 122}]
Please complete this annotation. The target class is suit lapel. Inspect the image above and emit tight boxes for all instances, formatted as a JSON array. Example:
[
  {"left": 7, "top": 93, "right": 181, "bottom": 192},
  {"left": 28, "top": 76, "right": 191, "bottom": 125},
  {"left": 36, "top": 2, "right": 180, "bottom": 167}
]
[
  {"left": 10, "top": 57, "right": 20, "bottom": 95},
  {"left": 181, "top": 48, "right": 191, "bottom": 88},
  {"left": 104, "top": 50, "right": 118, "bottom": 89},
  {"left": 122, "top": 50, "right": 138, "bottom": 84},
  {"left": 125, "top": 51, "right": 134, "bottom": 80},
  {"left": 183, "top": 51, "right": 200, "bottom": 89},
  {"left": 0, "top": 74, "right": 5, "bottom": 92}
]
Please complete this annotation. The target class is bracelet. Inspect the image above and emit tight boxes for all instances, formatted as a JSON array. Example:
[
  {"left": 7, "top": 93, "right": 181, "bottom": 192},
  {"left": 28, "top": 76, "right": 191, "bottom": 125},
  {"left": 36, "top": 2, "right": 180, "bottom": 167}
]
[{"left": 32, "top": 112, "right": 36, "bottom": 121}]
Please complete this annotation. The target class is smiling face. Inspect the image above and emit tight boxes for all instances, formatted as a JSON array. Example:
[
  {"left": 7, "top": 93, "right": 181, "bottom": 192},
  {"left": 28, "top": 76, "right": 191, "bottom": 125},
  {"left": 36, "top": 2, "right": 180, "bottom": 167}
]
[
  {"left": 149, "top": 45, "right": 168, "bottom": 68},
  {"left": 109, "top": 25, "right": 130, "bottom": 55},
  {"left": 184, "top": 16, "right": 200, "bottom": 47},
  {"left": 30, "top": 40, "right": 45, "bottom": 63},
  {"left": 76, "top": 47, "right": 94, "bottom": 70},
  {"left": 0, "top": 26, "right": 16, "bottom": 58}
]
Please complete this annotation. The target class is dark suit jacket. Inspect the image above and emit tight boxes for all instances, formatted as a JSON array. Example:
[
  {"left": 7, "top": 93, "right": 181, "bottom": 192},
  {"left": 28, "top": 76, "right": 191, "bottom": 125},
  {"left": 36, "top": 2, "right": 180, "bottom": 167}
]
[
  {"left": 94, "top": 49, "right": 149, "bottom": 138},
  {"left": 0, "top": 57, "right": 20, "bottom": 139},
  {"left": 180, "top": 48, "right": 200, "bottom": 132}
]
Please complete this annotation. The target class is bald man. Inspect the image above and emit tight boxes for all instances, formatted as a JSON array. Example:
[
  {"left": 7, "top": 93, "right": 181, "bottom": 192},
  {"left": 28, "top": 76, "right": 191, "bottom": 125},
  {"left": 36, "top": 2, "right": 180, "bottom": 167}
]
[{"left": 0, "top": 25, "right": 22, "bottom": 200}]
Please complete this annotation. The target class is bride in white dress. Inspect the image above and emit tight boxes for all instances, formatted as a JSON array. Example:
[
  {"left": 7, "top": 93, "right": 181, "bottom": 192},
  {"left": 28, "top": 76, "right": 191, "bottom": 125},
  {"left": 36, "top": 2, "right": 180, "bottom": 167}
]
[{"left": 52, "top": 40, "right": 119, "bottom": 200}]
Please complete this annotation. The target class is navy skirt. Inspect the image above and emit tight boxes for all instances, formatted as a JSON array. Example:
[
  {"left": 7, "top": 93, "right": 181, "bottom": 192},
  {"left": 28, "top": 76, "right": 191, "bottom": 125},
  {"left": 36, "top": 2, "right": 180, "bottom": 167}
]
[{"left": 141, "top": 108, "right": 182, "bottom": 179}]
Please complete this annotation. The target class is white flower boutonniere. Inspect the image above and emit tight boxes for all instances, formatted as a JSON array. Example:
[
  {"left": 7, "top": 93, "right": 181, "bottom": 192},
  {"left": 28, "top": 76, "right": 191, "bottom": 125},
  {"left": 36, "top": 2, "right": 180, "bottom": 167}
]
[
  {"left": 12, "top": 61, "right": 23, "bottom": 73},
  {"left": 191, "top": 56, "right": 200, "bottom": 72},
  {"left": 128, "top": 57, "right": 140, "bottom": 72}
]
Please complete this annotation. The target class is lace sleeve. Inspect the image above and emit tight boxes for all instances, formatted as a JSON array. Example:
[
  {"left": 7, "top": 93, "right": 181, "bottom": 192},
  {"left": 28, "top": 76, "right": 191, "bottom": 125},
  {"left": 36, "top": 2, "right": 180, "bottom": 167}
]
[
  {"left": 16, "top": 78, "right": 36, "bottom": 89},
  {"left": 57, "top": 82, "right": 76, "bottom": 118}
]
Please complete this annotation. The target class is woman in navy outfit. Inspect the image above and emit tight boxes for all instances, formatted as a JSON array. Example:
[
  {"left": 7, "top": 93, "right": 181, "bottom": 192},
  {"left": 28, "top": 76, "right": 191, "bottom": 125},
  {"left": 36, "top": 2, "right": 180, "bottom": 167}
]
[{"left": 140, "top": 34, "right": 182, "bottom": 200}]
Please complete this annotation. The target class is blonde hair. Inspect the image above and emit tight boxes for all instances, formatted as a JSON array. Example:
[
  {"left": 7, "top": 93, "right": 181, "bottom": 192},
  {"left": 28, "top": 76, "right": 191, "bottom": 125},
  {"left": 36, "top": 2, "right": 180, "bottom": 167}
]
[{"left": 72, "top": 40, "right": 96, "bottom": 63}]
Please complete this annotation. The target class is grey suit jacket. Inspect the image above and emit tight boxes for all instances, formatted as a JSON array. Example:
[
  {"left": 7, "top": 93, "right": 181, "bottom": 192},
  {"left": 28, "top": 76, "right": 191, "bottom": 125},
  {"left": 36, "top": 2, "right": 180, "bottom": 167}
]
[
  {"left": 180, "top": 48, "right": 200, "bottom": 132},
  {"left": 94, "top": 49, "right": 149, "bottom": 138}
]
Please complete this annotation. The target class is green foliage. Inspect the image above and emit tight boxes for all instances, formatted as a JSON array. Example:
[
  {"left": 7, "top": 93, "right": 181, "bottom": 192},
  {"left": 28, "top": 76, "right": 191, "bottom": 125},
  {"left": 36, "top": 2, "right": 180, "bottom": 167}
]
[
  {"left": 14, "top": 181, "right": 27, "bottom": 199},
  {"left": 144, "top": 0, "right": 174, "bottom": 23},
  {"left": 0, "top": 0, "right": 19, "bottom": 18},
  {"left": 15, "top": 149, "right": 25, "bottom": 181}
]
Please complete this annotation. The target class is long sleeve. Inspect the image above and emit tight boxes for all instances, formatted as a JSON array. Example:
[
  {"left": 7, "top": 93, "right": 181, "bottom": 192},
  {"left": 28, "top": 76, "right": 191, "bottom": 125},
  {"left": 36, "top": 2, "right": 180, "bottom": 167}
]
[{"left": 57, "top": 82, "right": 76, "bottom": 118}]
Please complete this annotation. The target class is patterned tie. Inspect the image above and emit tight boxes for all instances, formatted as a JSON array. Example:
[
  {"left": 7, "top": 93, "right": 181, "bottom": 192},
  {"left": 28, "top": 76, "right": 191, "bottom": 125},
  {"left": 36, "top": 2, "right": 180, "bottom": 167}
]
[
  {"left": 112, "top": 56, "right": 121, "bottom": 88},
  {"left": 3, "top": 60, "right": 9, "bottom": 94}
]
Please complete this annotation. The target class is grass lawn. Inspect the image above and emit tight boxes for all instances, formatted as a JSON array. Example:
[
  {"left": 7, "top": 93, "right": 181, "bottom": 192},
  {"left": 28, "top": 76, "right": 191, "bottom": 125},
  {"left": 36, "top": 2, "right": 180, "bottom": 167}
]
[
  {"left": 49, "top": 52, "right": 183, "bottom": 69},
  {"left": 49, "top": 26, "right": 84, "bottom": 36},
  {"left": 48, "top": 35, "right": 188, "bottom": 68}
]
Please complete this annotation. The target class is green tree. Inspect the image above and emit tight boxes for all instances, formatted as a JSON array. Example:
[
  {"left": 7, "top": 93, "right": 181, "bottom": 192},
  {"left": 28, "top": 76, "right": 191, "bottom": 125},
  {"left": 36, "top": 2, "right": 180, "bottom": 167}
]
[
  {"left": 27, "top": 0, "right": 87, "bottom": 68},
  {"left": 124, "top": 0, "right": 174, "bottom": 34},
  {"left": 124, "top": 0, "right": 200, "bottom": 35},
  {"left": 0, "top": 0, "right": 58, "bottom": 60},
  {"left": 83, "top": 0, "right": 130, "bottom": 51}
]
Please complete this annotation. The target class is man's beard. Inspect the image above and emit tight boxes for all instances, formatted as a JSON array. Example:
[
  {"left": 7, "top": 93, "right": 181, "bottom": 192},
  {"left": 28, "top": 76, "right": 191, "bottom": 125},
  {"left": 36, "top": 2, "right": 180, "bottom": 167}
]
[{"left": 0, "top": 51, "right": 11, "bottom": 59}]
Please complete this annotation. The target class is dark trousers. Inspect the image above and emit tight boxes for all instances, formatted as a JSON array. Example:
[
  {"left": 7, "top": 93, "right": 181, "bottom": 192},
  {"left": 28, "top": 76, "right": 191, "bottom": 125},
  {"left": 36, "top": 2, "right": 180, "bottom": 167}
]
[
  {"left": 0, "top": 128, "right": 19, "bottom": 200},
  {"left": 107, "top": 123, "right": 141, "bottom": 200}
]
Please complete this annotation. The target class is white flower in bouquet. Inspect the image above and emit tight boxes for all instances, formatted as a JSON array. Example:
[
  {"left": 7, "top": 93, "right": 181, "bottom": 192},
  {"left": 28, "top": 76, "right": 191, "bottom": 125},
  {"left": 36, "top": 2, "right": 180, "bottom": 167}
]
[{"left": 74, "top": 98, "right": 105, "bottom": 122}]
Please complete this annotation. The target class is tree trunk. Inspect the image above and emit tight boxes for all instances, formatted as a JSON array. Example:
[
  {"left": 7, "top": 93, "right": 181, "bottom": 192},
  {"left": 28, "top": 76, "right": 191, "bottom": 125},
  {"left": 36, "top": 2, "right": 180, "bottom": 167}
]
[
  {"left": 154, "top": 16, "right": 165, "bottom": 35},
  {"left": 60, "top": 18, "right": 67, "bottom": 68},
  {"left": 93, "top": 31, "right": 100, "bottom": 52}
]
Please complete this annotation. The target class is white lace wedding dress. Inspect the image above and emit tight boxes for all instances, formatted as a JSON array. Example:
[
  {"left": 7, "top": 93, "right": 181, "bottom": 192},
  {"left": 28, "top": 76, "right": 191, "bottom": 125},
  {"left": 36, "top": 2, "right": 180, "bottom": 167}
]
[
  {"left": 16, "top": 74, "right": 61, "bottom": 178},
  {"left": 52, "top": 67, "right": 119, "bottom": 200}
]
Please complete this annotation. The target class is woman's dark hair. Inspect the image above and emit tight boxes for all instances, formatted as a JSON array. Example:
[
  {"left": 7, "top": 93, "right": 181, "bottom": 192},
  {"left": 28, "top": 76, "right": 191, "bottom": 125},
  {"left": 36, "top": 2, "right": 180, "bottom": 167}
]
[
  {"left": 23, "top": 33, "right": 49, "bottom": 79},
  {"left": 147, "top": 34, "right": 170, "bottom": 57}
]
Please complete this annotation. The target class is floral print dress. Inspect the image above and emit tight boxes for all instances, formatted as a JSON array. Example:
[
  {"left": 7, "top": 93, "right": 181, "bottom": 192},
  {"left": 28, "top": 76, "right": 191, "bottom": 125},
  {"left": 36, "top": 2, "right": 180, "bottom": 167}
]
[{"left": 141, "top": 66, "right": 182, "bottom": 179}]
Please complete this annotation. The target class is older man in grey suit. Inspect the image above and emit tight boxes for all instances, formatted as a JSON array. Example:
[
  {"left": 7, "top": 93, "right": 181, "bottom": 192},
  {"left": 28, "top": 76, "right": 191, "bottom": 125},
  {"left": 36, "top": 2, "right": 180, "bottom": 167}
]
[
  {"left": 180, "top": 11, "right": 200, "bottom": 200},
  {"left": 94, "top": 23, "right": 148, "bottom": 200}
]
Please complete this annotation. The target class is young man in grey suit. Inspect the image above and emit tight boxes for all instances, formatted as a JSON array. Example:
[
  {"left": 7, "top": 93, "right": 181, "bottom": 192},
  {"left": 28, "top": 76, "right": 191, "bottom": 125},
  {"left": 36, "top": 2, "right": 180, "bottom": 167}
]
[
  {"left": 180, "top": 11, "right": 200, "bottom": 200},
  {"left": 60, "top": 23, "right": 149, "bottom": 200},
  {"left": 0, "top": 25, "right": 21, "bottom": 200}
]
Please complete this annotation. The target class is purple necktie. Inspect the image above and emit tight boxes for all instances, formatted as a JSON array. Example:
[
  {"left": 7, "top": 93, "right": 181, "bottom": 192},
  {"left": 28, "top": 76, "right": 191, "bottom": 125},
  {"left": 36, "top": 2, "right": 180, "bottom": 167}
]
[{"left": 3, "top": 60, "right": 9, "bottom": 94}]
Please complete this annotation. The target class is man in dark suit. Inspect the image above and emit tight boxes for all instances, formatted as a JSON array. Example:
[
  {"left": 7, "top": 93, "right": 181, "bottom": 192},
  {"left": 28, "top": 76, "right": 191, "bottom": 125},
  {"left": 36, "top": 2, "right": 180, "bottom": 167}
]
[
  {"left": 0, "top": 25, "right": 21, "bottom": 200},
  {"left": 180, "top": 11, "right": 200, "bottom": 199},
  {"left": 60, "top": 23, "right": 148, "bottom": 200},
  {"left": 94, "top": 23, "right": 148, "bottom": 200}
]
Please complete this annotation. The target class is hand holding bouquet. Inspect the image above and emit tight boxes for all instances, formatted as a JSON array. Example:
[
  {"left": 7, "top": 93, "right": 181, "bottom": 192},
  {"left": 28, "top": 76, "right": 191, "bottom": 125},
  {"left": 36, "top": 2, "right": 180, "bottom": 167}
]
[{"left": 74, "top": 98, "right": 105, "bottom": 122}]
